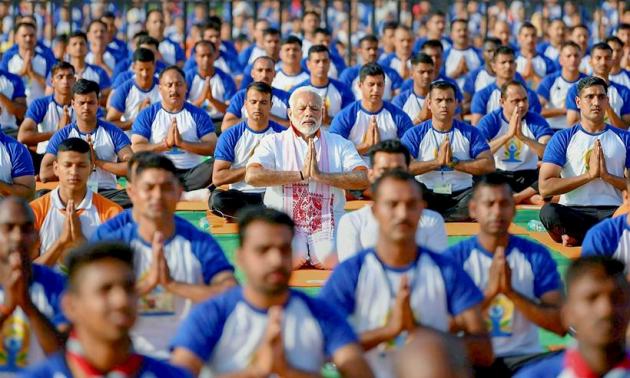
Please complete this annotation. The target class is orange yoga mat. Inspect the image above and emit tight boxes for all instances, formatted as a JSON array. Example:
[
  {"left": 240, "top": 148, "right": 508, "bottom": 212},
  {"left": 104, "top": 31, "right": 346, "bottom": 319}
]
[
  {"left": 445, "top": 222, "right": 529, "bottom": 235},
  {"left": 344, "top": 200, "right": 372, "bottom": 211},
  {"left": 176, "top": 201, "right": 208, "bottom": 211},
  {"left": 527, "top": 232, "right": 581, "bottom": 259},
  {"left": 289, "top": 269, "right": 331, "bottom": 287}
]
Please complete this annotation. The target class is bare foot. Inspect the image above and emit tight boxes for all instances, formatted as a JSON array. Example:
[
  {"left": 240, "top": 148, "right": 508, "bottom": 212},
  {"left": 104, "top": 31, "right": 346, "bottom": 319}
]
[{"left": 561, "top": 234, "right": 578, "bottom": 247}]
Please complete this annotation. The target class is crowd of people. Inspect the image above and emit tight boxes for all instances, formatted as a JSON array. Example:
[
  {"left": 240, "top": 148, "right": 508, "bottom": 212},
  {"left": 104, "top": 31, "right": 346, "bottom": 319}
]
[{"left": 0, "top": 0, "right": 629, "bottom": 377}]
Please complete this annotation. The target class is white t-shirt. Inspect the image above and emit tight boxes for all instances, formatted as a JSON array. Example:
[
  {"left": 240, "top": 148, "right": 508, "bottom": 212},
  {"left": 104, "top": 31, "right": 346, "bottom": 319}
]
[{"left": 443, "top": 47, "right": 483, "bottom": 90}]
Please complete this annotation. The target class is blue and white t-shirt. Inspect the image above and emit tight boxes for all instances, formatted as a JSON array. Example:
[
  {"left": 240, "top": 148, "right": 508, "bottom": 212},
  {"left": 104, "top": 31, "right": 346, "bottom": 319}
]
[
  {"left": 582, "top": 215, "right": 630, "bottom": 267},
  {"left": 443, "top": 47, "right": 483, "bottom": 90},
  {"left": 185, "top": 69, "right": 237, "bottom": 120},
  {"left": 0, "top": 264, "right": 66, "bottom": 375},
  {"left": 542, "top": 124, "right": 630, "bottom": 206},
  {"left": 0, "top": 50, "right": 53, "bottom": 105},
  {"left": 74, "top": 63, "right": 111, "bottom": 91},
  {"left": 391, "top": 88, "right": 428, "bottom": 118},
  {"left": 610, "top": 69, "right": 630, "bottom": 89},
  {"left": 24, "top": 96, "right": 76, "bottom": 154},
  {"left": 90, "top": 208, "right": 192, "bottom": 241},
  {"left": 20, "top": 352, "right": 192, "bottom": 378},
  {"left": 319, "top": 248, "right": 483, "bottom": 378},
  {"left": 537, "top": 71, "right": 587, "bottom": 130},
  {"left": 514, "top": 350, "right": 630, "bottom": 378},
  {"left": 132, "top": 102, "right": 215, "bottom": 170},
  {"left": 536, "top": 42, "right": 562, "bottom": 66},
  {"left": 401, "top": 119, "right": 490, "bottom": 191},
  {"left": 108, "top": 77, "right": 161, "bottom": 125},
  {"left": 159, "top": 37, "right": 185, "bottom": 65},
  {"left": 85, "top": 49, "right": 118, "bottom": 74},
  {"left": 170, "top": 287, "right": 357, "bottom": 376},
  {"left": 0, "top": 70, "right": 25, "bottom": 131},
  {"left": 463, "top": 66, "right": 496, "bottom": 96},
  {"left": 329, "top": 101, "right": 414, "bottom": 160},
  {"left": 471, "top": 82, "right": 542, "bottom": 116},
  {"left": 444, "top": 236, "right": 562, "bottom": 357},
  {"left": 290, "top": 79, "right": 355, "bottom": 125},
  {"left": 214, "top": 121, "right": 286, "bottom": 193},
  {"left": 399, "top": 74, "right": 464, "bottom": 102},
  {"left": 0, "top": 131, "right": 35, "bottom": 184},
  {"left": 565, "top": 79, "right": 630, "bottom": 122},
  {"left": 412, "top": 36, "right": 452, "bottom": 54},
  {"left": 225, "top": 87, "right": 290, "bottom": 122},
  {"left": 237, "top": 43, "right": 266, "bottom": 68},
  {"left": 92, "top": 219, "right": 234, "bottom": 359},
  {"left": 515, "top": 53, "right": 557, "bottom": 84},
  {"left": 378, "top": 54, "right": 412, "bottom": 80},
  {"left": 271, "top": 68, "right": 310, "bottom": 92},
  {"left": 46, "top": 121, "right": 131, "bottom": 190},
  {"left": 477, "top": 108, "right": 553, "bottom": 171},
  {"left": 338, "top": 64, "right": 403, "bottom": 101}
]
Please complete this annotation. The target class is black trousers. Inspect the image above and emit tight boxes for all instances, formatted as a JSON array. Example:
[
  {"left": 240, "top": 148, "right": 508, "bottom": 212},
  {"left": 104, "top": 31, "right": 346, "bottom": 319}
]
[
  {"left": 474, "top": 350, "right": 563, "bottom": 377},
  {"left": 29, "top": 150, "right": 44, "bottom": 175},
  {"left": 419, "top": 183, "right": 473, "bottom": 222},
  {"left": 494, "top": 169, "right": 539, "bottom": 193},
  {"left": 209, "top": 189, "right": 264, "bottom": 219},
  {"left": 539, "top": 203, "right": 616, "bottom": 244},
  {"left": 98, "top": 188, "right": 132, "bottom": 208},
  {"left": 175, "top": 159, "right": 214, "bottom": 191}
]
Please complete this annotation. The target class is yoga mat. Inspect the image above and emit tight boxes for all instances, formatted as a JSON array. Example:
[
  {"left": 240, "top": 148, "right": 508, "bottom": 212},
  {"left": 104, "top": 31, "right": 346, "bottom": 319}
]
[
  {"left": 445, "top": 222, "right": 529, "bottom": 235},
  {"left": 527, "top": 232, "right": 581, "bottom": 259},
  {"left": 176, "top": 201, "right": 208, "bottom": 211},
  {"left": 516, "top": 204, "right": 543, "bottom": 210},
  {"left": 35, "top": 181, "right": 59, "bottom": 190},
  {"left": 344, "top": 200, "right": 372, "bottom": 211},
  {"left": 289, "top": 269, "right": 331, "bottom": 287}
]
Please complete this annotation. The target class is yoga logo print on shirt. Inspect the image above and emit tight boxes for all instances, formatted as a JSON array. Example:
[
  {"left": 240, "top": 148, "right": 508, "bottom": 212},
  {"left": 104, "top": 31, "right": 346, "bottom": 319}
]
[
  {"left": 0, "top": 314, "right": 31, "bottom": 371},
  {"left": 486, "top": 294, "right": 515, "bottom": 337},
  {"left": 502, "top": 138, "right": 523, "bottom": 163}
]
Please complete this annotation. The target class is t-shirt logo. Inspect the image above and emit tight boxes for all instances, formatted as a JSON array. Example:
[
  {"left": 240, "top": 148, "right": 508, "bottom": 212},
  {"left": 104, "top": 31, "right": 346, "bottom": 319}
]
[
  {"left": 0, "top": 314, "right": 31, "bottom": 371},
  {"left": 486, "top": 294, "right": 514, "bottom": 337},
  {"left": 583, "top": 146, "right": 595, "bottom": 173},
  {"left": 502, "top": 138, "right": 523, "bottom": 163}
]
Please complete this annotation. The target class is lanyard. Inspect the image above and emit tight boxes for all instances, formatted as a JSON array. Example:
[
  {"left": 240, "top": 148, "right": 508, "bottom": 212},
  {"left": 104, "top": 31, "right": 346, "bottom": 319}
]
[{"left": 376, "top": 253, "right": 420, "bottom": 303}]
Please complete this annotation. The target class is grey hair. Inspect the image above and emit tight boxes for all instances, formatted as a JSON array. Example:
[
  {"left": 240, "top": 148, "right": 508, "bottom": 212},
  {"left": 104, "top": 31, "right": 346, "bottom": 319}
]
[{"left": 288, "top": 87, "right": 323, "bottom": 109}]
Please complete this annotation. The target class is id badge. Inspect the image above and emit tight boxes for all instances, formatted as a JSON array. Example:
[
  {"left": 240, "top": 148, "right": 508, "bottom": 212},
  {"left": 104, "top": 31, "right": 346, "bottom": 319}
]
[{"left": 433, "top": 183, "right": 452, "bottom": 195}]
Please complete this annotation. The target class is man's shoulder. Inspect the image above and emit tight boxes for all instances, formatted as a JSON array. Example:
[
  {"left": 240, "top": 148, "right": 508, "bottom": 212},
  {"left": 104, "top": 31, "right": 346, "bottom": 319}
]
[
  {"left": 31, "top": 263, "right": 66, "bottom": 291},
  {"left": 514, "top": 351, "right": 565, "bottom": 378},
  {"left": 140, "top": 355, "right": 193, "bottom": 377}
]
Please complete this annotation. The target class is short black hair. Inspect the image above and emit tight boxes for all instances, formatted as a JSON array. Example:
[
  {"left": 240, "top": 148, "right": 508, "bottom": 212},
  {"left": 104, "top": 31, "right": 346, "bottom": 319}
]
[
  {"left": 565, "top": 256, "right": 628, "bottom": 294},
  {"left": 429, "top": 80, "right": 457, "bottom": 98},
  {"left": 421, "top": 39, "right": 444, "bottom": 52},
  {"left": 263, "top": 27, "right": 280, "bottom": 37},
  {"left": 576, "top": 76, "right": 608, "bottom": 96},
  {"left": 302, "top": 10, "right": 320, "bottom": 21},
  {"left": 281, "top": 35, "right": 302, "bottom": 48},
  {"left": 246, "top": 81, "right": 273, "bottom": 100},
  {"left": 619, "top": 23, "right": 630, "bottom": 31},
  {"left": 137, "top": 35, "right": 159, "bottom": 49},
  {"left": 429, "top": 10, "right": 447, "bottom": 19},
  {"left": 314, "top": 27, "right": 331, "bottom": 36},
  {"left": 382, "top": 21, "right": 399, "bottom": 32},
  {"left": 126, "top": 152, "right": 159, "bottom": 182},
  {"left": 51, "top": 61, "right": 75, "bottom": 77},
  {"left": 493, "top": 45, "right": 516, "bottom": 61},
  {"left": 591, "top": 42, "right": 613, "bottom": 55},
  {"left": 14, "top": 22, "right": 36, "bottom": 35},
  {"left": 202, "top": 19, "right": 221, "bottom": 33},
  {"left": 483, "top": 37, "right": 502, "bottom": 46},
  {"left": 450, "top": 18, "right": 468, "bottom": 29},
  {"left": 411, "top": 52, "right": 434, "bottom": 66},
  {"left": 132, "top": 30, "right": 149, "bottom": 41},
  {"left": 570, "top": 24, "right": 589, "bottom": 34},
  {"left": 145, "top": 9, "right": 164, "bottom": 23},
  {"left": 368, "top": 140, "right": 411, "bottom": 167},
  {"left": 53, "top": 34, "right": 68, "bottom": 44},
  {"left": 207, "top": 15, "right": 222, "bottom": 27},
  {"left": 500, "top": 80, "right": 527, "bottom": 99},
  {"left": 473, "top": 173, "right": 513, "bottom": 196},
  {"left": 133, "top": 47, "right": 155, "bottom": 63},
  {"left": 359, "top": 34, "right": 379, "bottom": 46},
  {"left": 560, "top": 41, "right": 581, "bottom": 52},
  {"left": 371, "top": 169, "right": 422, "bottom": 199},
  {"left": 65, "top": 242, "right": 135, "bottom": 292},
  {"left": 194, "top": 39, "right": 216, "bottom": 55},
  {"left": 57, "top": 137, "right": 91, "bottom": 158},
  {"left": 101, "top": 11, "right": 116, "bottom": 21},
  {"left": 606, "top": 36, "right": 624, "bottom": 47},
  {"left": 158, "top": 65, "right": 186, "bottom": 82},
  {"left": 72, "top": 79, "right": 100, "bottom": 98},
  {"left": 87, "top": 19, "right": 107, "bottom": 33},
  {"left": 359, "top": 63, "right": 385, "bottom": 82},
  {"left": 134, "top": 153, "right": 178, "bottom": 181},
  {"left": 519, "top": 22, "right": 537, "bottom": 34},
  {"left": 237, "top": 206, "right": 295, "bottom": 246},
  {"left": 68, "top": 31, "right": 88, "bottom": 42},
  {"left": 307, "top": 44, "right": 329, "bottom": 60}
]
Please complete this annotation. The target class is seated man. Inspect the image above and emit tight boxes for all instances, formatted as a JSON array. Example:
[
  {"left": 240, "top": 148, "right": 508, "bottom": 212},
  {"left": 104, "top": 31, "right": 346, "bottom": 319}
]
[
  {"left": 291, "top": 45, "right": 354, "bottom": 128},
  {"left": 379, "top": 25, "right": 415, "bottom": 81},
  {"left": 210, "top": 82, "right": 285, "bottom": 219},
  {"left": 271, "top": 36, "right": 310, "bottom": 92},
  {"left": 539, "top": 77, "right": 630, "bottom": 246},
  {"left": 18, "top": 61, "right": 76, "bottom": 172},
  {"left": 106, "top": 48, "right": 161, "bottom": 133},
  {"left": 0, "top": 129, "right": 35, "bottom": 199},
  {"left": 337, "top": 140, "right": 447, "bottom": 260},
  {"left": 320, "top": 170, "right": 494, "bottom": 377},
  {"left": 443, "top": 19, "right": 483, "bottom": 90},
  {"left": 222, "top": 56, "right": 290, "bottom": 130},
  {"left": 0, "top": 64, "right": 26, "bottom": 139},
  {"left": 132, "top": 66, "right": 217, "bottom": 192},
  {"left": 170, "top": 207, "right": 374, "bottom": 378},
  {"left": 112, "top": 35, "right": 167, "bottom": 87},
  {"left": 85, "top": 19, "right": 118, "bottom": 78},
  {"left": 185, "top": 41, "right": 236, "bottom": 129},
  {"left": 514, "top": 22, "right": 557, "bottom": 89},
  {"left": 92, "top": 153, "right": 236, "bottom": 359},
  {"left": 234, "top": 27, "right": 282, "bottom": 90},
  {"left": 402, "top": 81, "right": 495, "bottom": 222},
  {"left": 445, "top": 174, "right": 565, "bottom": 376},
  {"left": 22, "top": 242, "right": 191, "bottom": 377},
  {"left": 330, "top": 63, "right": 414, "bottom": 158},
  {"left": 0, "top": 197, "right": 66, "bottom": 374},
  {"left": 392, "top": 53, "right": 438, "bottom": 125},
  {"left": 607, "top": 36, "right": 630, "bottom": 88},
  {"left": 565, "top": 42, "right": 630, "bottom": 129},
  {"left": 581, "top": 175, "right": 630, "bottom": 266},
  {"left": 40, "top": 79, "right": 133, "bottom": 208},
  {"left": 246, "top": 88, "right": 368, "bottom": 269},
  {"left": 64, "top": 31, "right": 111, "bottom": 103},
  {"left": 339, "top": 34, "right": 403, "bottom": 101},
  {"left": 31, "top": 138, "right": 122, "bottom": 267},
  {"left": 477, "top": 81, "right": 553, "bottom": 204},
  {"left": 537, "top": 41, "right": 587, "bottom": 131},
  {"left": 471, "top": 46, "right": 542, "bottom": 126},
  {"left": 516, "top": 256, "right": 630, "bottom": 377},
  {"left": 462, "top": 37, "right": 501, "bottom": 113}
]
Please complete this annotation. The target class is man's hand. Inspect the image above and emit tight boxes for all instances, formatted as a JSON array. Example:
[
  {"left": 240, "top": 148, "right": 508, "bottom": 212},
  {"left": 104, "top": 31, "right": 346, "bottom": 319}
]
[
  {"left": 362, "top": 115, "right": 380, "bottom": 148},
  {"left": 172, "top": 121, "right": 183, "bottom": 147},
  {"left": 485, "top": 247, "right": 503, "bottom": 300},
  {"left": 203, "top": 77, "right": 214, "bottom": 101},
  {"left": 322, "top": 101, "right": 332, "bottom": 125},
  {"left": 597, "top": 139, "right": 610, "bottom": 179},
  {"left": 522, "top": 57, "right": 534, "bottom": 80},
  {"left": 436, "top": 137, "right": 452, "bottom": 167},
  {"left": 68, "top": 200, "right": 85, "bottom": 245},
  {"left": 87, "top": 135, "right": 97, "bottom": 167},
  {"left": 251, "top": 306, "right": 287, "bottom": 377},
  {"left": 137, "top": 98, "right": 151, "bottom": 113},
  {"left": 587, "top": 141, "right": 602, "bottom": 180},
  {"left": 0, "top": 253, "right": 30, "bottom": 318},
  {"left": 20, "top": 51, "right": 33, "bottom": 76},
  {"left": 58, "top": 106, "right": 71, "bottom": 130},
  {"left": 413, "top": 98, "right": 432, "bottom": 125},
  {"left": 401, "top": 60, "right": 411, "bottom": 80},
  {"left": 308, "top": 138, "right": 320, "bottom": 180},
  {"left": 300, "top": 137, "right": 314, "bottom": 181},
  {"left": 166, "top": 118, "right": 177, "bottom": 148},
  {"left": 508, "top": 106, "right": 524, "bottom": 139},
  {"left": 494, "top": 247, "right": 513, "bottom": 296},
  {"left": 386, "top": 275, "right": 416, "bottom": 337},
  {"left": 137, "top": 232, "right": 166, "bottom": 296}
]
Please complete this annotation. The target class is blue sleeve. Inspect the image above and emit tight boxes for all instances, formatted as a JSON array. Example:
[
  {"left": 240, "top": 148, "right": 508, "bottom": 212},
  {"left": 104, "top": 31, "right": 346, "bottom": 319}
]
[
  {"left": 225, "top": 90, "right": 245, "bottom": 118},
  {"left": 306, "top": 296, "right": 358, "bottom": 357},
  {"left": 106, "top": 124, "right": 131, "bottom": 153},
  {"left": 400, "top": 79, "right": 412, "bottom": 92},
  {"left": 328, "top": 107, "right": 355, "bottom": 139},
  {"left": 528, "top": 244, "right": 562, "bottom": 297},
  {"left": 442, "top": 239, "right": 473, "bottom": 267},
  {"left": 213, "top": 127, "right": 239, "bottom": 162},
  {"left": 112, "top": 59, "right": 130, "bottom": 80},
  {"left": 96, "top": 66, "right": 112, "bottom": 90},
  {"left": 581, "top": 220, "right": 618, "bottom": 258},
  {"left": 542, "top": 130, "right": 571, "bottom": 166},
  {"left": 318, "top": 258, "right": 362, "bottom": 318},
  {"left": 184, "top": 71, "right": 195, "bottom": 92},
  {"left": 391, "top": 91, "right": 407, "bottom": 110},
  {"left": 620, "top": 87, "right": 630, "bottom": 117},
  {"left": 527, "top": 114, "right": 554, "bottom": 140},
  {"left": 544, "top": 56, "right": 556, "bottom": 75},
  {"left": 0, "top": 54, "right": 9, "bottom": 71},
  {"left": 108, "top": 82, "right": 129, "bottom": 113},
  {"left": 9, "top": 73, "right": 25, "bottom": 99},
  {"left": 183, "top": 58, "right": 197, "bottom": 73},
  {"left": 394, "top": 108, "right": 414, "bottom": 138},
  {"left": 131, "top": 106, "right": 156, "bottom": 139},
  {"left": 467, "top": 126, "right": 491, "bottom": 158},
  {"left": 8, "top": 141, "right": 35, "bottom": 177},
  {"left": 536, "top": 76, "right": 553, "bottom": 101},
  {"left": 340, "top": 84, "right": 355, "bottom": 108},
  {"left": 237, "top": 45, "right": 253, "bottom": 68},
  {"left": 513, "top": 352, "right": 565, "bottom": 378},
  {"left": 192, "top": 234, "right": 234, "bottom": 284},
  {"left": 174, "top": 43, "right": 185, "bottom": 63},
  {"left": 45, "top": 128, "right": 71, "bottom": 155},
  {"left": 463, "top": 70, "right": 476, "bottom": 96},
  {"left": 388, "top": 69, "right": 403, "bottom": 90},
  {"left": 169, "top": 298, "right": 227, "bottom": 361},
  {"left": 338, "top": 67, "right": 355, "bottom": 86},
  {"left": 565, "top": 84, "right": 579, "bottom": 111},
  {"left": 476, "top": 113, "right": 501, "bottom": 141},
  {"left": 25, "top": 98, "right": 49, "bottom": 123},
  {"left": 438, "top": 255, "right": 483, "bottom": 315},
  {"left": 471, "top": 89, "right": 488, "bottom": 115},
  {"left": 401, "top": 127, "right": 422, "bottom": 159},
  {"left": 191, "top": 107, "right": 215, "bottom": 139},
  {"left": 528, "top": 89, "right": 542, "bottom": 113},
  {"left": 220, "top": 72, "right": 237, "bottom": 100}
]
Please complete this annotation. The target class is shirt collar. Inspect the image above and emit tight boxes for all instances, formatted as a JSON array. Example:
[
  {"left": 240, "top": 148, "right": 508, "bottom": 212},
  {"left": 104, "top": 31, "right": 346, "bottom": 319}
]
[
  {"left": 564, "top": 348, "right": 630, "bottom": 378},
  {"left": 51, "top": 187, "right": 94, "bottom": 211}
]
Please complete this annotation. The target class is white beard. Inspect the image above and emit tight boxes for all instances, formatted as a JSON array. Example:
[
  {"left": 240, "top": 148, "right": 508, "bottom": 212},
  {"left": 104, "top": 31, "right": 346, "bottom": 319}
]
[{"left": 293, "top": 121, "right": 321, "bottom": 137}]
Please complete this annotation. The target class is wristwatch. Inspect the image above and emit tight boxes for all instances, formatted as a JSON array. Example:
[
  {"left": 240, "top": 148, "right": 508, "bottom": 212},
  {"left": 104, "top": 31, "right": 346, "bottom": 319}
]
[{"left": 447, "top": 158, "right": 459, "bottom": 169}]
